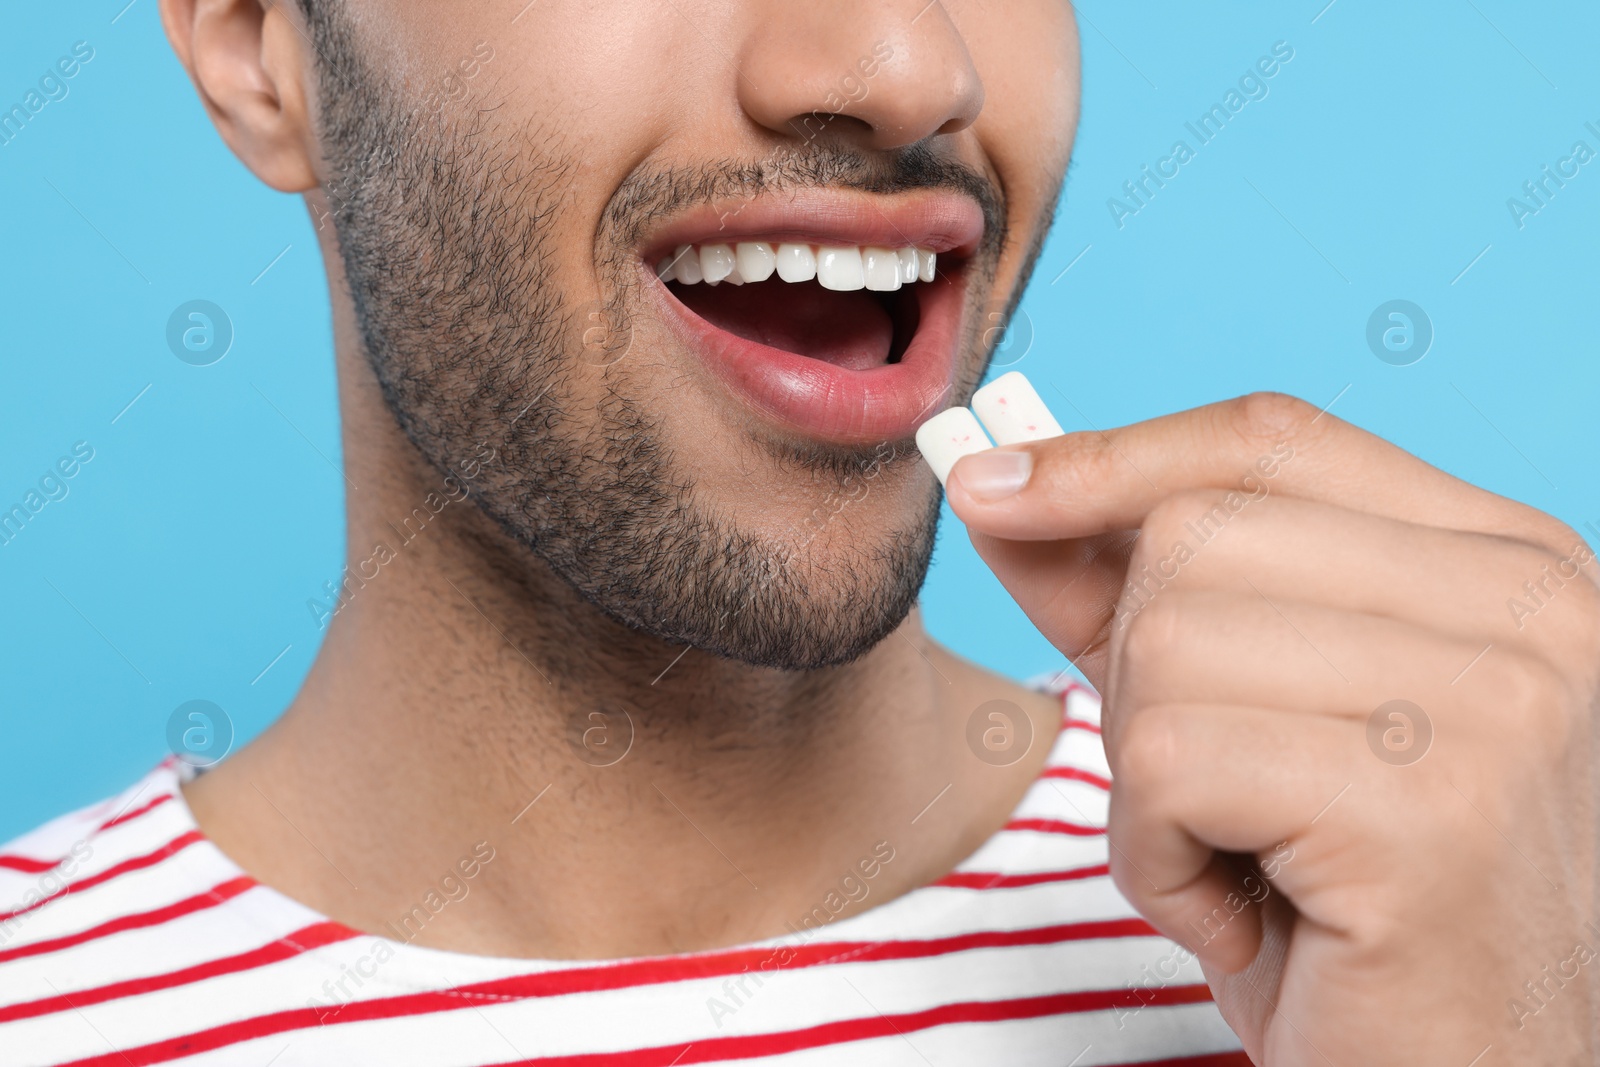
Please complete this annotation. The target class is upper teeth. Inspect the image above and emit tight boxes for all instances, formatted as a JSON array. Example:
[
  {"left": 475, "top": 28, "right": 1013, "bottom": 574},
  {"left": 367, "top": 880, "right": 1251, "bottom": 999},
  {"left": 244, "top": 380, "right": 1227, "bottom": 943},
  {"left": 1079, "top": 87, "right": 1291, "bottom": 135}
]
[{"left": 656, "top": 242, "right": 937, "bottom": 291}]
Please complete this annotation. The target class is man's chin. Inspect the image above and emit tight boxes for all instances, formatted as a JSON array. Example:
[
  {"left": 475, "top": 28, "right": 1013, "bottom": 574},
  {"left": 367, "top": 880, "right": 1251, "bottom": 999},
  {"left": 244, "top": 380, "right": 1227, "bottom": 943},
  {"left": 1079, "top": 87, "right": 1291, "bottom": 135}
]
[
  {"left": 684, "top": 592, "right": 917, "bottom": 673},
  {"left": 612, "top": 535, "right": 938, "bottom": 673}
]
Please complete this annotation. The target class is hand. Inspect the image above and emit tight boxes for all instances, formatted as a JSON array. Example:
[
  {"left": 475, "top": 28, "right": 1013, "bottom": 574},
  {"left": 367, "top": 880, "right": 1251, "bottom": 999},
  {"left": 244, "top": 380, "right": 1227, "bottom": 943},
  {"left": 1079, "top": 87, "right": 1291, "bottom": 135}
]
[{"left": 945, "top": 392, "right": 1600, "bottom": 1066}]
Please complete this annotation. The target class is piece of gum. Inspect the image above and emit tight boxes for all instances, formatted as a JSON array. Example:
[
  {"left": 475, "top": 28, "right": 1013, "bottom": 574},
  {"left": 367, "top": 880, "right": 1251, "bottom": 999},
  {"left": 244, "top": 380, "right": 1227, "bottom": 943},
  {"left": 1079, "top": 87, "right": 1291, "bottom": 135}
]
[
  {"left": 915, "top": 406, "right": 993, "bottom": 487},
  {"left": 971, "top": 371, "right": 1065, "bottom": 445}
]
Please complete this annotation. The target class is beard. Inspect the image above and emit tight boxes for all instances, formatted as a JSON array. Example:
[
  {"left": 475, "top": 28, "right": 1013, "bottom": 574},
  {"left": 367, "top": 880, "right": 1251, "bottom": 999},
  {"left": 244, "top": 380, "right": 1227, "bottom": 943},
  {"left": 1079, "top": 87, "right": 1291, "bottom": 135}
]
[{"left": 303, "top": 5, "right": 1011, "bottom": 671}]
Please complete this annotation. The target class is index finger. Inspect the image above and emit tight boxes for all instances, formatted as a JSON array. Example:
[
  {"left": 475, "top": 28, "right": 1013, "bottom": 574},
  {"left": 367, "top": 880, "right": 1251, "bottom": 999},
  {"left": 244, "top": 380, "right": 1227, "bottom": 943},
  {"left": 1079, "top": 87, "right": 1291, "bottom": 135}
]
[{"left": 944, "top": 390, "right": 1563, "bottom": 548}]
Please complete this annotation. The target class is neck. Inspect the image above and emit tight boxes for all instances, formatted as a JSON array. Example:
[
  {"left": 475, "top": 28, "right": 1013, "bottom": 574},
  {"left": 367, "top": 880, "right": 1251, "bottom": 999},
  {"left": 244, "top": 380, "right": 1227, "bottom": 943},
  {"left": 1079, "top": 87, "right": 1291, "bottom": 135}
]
[{"left": 182, "top": 244, "right": 1061, "bottom": 959}]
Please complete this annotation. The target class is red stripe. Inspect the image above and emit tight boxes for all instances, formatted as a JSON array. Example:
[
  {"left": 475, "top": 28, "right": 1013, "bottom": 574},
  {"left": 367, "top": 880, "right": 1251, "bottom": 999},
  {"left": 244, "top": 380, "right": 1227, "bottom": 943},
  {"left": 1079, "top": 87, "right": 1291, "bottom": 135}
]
[
  {"left": 1004, "top": 817, "right": 1104, "bottom": 837},
  {"left": 1050, "top": 684, "right": 1102, "bottom": 737},
  {"left": 0, "top": 831, "right": 203, "bottom": 923},
  {"left": 0, "top": 921, "right": 353, "bottom": 1024},
  {"left": 50, "top": 917, "right": 1172, "bottom": 1066},
  {"left": 0, "top": 876, "right": 254, "bottom": 965},
  {"left": 936, "top": 862, "right": 1112, "bottom": 889},
  {"left": 1124, "top": 1055, "right": 1254, "bottom": 1067},
  {"left": 0, "top": 794, "right": 180, "bottom": 888},
  {"left": 485, "top": 984, "right": 1222, "bottom": 1066},
  {"left": 1039, "top": 766, "right": 1112, "bottom": 791},
  {"left": 1057, "top": 678, "right": 1098, "bottom": 704},
  {"left": 101, "top": 793, "right": 174, "bottom": 831}
]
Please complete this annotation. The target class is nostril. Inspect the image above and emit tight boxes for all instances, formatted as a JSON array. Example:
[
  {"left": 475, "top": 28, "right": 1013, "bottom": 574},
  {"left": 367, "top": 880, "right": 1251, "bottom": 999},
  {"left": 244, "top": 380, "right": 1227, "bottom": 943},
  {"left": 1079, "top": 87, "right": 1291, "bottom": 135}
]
[
  {"left": 934, "top": 103, "right": 981, "bottom": 138},
  {"left": 785, "top": 110, "right": 873, "bottom": 145}
]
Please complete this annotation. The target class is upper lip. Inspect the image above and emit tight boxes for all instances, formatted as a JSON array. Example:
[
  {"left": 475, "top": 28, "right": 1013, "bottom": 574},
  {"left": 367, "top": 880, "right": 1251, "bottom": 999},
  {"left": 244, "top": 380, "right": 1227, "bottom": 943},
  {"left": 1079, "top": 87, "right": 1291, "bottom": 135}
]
[{"left": 635, "top": 187, "right": 986, "bottom": 267}]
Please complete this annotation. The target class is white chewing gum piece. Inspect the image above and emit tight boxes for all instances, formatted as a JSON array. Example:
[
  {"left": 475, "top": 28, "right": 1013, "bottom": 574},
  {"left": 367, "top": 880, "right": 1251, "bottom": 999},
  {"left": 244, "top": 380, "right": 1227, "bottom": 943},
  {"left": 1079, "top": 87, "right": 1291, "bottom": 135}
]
[
  {"left": 915, "top": 407, "right": 993, "bottom": 488},
  {"left": 971, "top": 371, "right": 1065, "bottom": 445}
]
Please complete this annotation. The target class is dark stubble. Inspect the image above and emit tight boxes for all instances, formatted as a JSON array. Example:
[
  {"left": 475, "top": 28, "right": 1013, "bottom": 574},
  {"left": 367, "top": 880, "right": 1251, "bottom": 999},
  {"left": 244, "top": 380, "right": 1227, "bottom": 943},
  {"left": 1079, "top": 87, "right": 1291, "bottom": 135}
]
[{"left": 302, "top": 2, "right": 1015, "bottom": 671}]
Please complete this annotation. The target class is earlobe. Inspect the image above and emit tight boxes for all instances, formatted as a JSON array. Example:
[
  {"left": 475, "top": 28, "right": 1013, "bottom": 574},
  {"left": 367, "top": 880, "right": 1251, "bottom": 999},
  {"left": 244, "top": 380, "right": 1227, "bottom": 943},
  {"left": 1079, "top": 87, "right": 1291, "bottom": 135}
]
[{"left": 159, "top": 0, "right": 319, "bottom": 193}]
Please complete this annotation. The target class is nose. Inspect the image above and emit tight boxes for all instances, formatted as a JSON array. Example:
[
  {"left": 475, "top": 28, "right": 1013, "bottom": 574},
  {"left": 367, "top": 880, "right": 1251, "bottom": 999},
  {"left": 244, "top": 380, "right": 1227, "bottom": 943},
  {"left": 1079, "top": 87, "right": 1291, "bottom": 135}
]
[{"left": 737, "top": 1, "right": 985, "bottom": 151}]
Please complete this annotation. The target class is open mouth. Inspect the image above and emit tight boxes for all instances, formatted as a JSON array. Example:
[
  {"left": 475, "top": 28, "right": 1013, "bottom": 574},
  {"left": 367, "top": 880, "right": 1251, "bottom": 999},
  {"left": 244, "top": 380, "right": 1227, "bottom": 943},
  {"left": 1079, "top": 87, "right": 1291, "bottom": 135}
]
[
  {"left": 632, "top": 190, "right": 985, "bottom": 444},
  {"left": 656, "top": 242, "right": 940, "bottom": 372}
]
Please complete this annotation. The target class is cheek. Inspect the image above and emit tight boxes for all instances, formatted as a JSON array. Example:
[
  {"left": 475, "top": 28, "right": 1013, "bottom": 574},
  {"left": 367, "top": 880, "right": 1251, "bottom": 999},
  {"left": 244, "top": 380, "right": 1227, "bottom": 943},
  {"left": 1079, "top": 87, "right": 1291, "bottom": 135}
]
[
  {"left": 952, "top": 0, "right": 1080, "bottom": 241},
  {"left": 473, "top": 0, "right": 696, "bottom": 130},
  {"left": 906, "top": 8, "right": 1079, "bottom": 368}
]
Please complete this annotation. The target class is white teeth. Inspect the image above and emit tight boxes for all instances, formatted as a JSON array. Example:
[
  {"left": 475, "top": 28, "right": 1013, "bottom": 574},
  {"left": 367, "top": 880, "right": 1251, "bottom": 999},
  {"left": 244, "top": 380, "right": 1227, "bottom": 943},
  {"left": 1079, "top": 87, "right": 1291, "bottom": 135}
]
[
  {"left": 817, "top": 246, "right": 865, "bottom": 291},
  {"left": 735, "top": 241, "right": 776, "bottom": 283},
  {"left": 700, "top": 243, "right": 736, "bottom": 285},
  {"left": 673, "top": 244, "right": 703, "bottom": 284},
  {"left": 660, "top": 241, "right": 941, "bottom": 288},
  {"left": 898, "top": 247, "right": 919, "bottom": 284},
  {"left": 775, "top": 242, "right": 817, "bottom": 283},
  {"left": 863, "top": 247, "right": 902, "bottom": 292}
]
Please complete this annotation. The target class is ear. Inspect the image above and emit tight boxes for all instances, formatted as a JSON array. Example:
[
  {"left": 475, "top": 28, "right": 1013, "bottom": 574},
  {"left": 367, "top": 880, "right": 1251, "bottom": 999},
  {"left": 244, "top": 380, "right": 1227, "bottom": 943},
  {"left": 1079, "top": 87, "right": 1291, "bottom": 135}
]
[{"left": 160, "top": 0, "right": 320, "bottom": 192}]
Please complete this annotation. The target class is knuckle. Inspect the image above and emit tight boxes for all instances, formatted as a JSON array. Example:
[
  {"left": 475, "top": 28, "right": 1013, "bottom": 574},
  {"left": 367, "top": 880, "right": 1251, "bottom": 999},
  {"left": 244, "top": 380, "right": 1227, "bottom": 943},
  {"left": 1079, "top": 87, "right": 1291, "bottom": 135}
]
[
  {"left": 1109, "top": 704, "right": 1185, "bottom": 793},
  {"left": 1037, "top": 431, "right": 1128, "bottom": 507},
  {"left": 1142, "top": 491, "right": 1216, "bottom": 548},
  {"left": 1557, "top": 579, "right": 1600, "bottom": 658},
  {"left": 1486, "top": 652, "right": 1577, "bottom": 762},
  {"left": 1134, "top": 489, "right": 1268, "bottom": 585},
  {"left": 1229, "top": 391, "right": 1319, "bottom": 450},
  {"left": 1511, "top": 544, "right": 1600, "bottom": 668},
  {"left": 1117, "top": 593, "right": 1185, "bottom": 675},
  {"left": 1524, "top": 514, "right": 1596, "bottom": 564}
]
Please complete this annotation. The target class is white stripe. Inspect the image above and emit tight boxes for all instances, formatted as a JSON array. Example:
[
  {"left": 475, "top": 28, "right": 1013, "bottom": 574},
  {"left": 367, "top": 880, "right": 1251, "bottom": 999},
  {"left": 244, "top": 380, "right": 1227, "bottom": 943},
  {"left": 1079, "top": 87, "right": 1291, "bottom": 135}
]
[
  {"left": 1046, "top": 728, "right": 1113, "bottom": 781},
  {"left": 0, "top": 729, "right": 1245, "bottom": 1067},
  {"left": 953, "top": 828, "right": 1109, "bottom": 876},
  {"left": 1013, "top": 777, "right": 1110, "bottom": 827},
  {"left": 0, "top": 839, "right": 238, "bottom": 950},
  {"left": 89, "top": 937, "right": 1207, "bottom": 1065},
  {"left": 1064, "top": 686, "right": 1104, "bottom": 726},
  {"left": 0, "top": 883, "right": 313, "bottom": 1004},
  {"left": 743, "top": 1003, "right": 1244, "bottom": 1067}
]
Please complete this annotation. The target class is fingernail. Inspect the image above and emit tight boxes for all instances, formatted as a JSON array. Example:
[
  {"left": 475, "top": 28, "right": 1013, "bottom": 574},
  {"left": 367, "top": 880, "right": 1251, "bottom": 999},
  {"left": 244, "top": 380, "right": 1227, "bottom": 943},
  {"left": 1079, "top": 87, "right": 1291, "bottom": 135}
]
[{"left": 953, "top": 449, "right": 1033, "bottom": 500}]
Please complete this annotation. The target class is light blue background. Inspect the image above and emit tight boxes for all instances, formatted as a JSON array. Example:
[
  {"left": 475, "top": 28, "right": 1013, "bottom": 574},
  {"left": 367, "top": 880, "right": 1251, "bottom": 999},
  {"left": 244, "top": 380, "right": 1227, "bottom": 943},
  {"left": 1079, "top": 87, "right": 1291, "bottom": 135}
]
[{"left": 2, "top": 2, "right": 1595, "bottom": 841}]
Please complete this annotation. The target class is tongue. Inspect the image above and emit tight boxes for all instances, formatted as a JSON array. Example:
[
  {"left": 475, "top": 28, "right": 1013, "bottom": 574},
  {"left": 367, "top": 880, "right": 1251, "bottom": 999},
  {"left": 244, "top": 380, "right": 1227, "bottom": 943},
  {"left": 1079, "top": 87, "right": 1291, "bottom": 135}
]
[{"left": 672, "top": 278, "right": 893, "bottom": 370}]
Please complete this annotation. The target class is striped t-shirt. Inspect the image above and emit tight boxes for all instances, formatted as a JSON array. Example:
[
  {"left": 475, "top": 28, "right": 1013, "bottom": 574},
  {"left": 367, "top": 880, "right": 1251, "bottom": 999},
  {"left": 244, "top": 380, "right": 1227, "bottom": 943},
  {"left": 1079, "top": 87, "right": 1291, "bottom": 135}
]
[{"left": 0, "top": 682, "right": 1249, "bottom": 1066}]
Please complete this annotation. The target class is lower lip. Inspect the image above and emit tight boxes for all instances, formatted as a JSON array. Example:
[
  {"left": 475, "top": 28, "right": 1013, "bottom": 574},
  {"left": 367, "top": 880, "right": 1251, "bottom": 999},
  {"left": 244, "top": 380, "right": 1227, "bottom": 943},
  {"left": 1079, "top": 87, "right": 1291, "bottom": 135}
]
[{"left": 644, "top": 266, "right": 968, "bottom": 445}]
